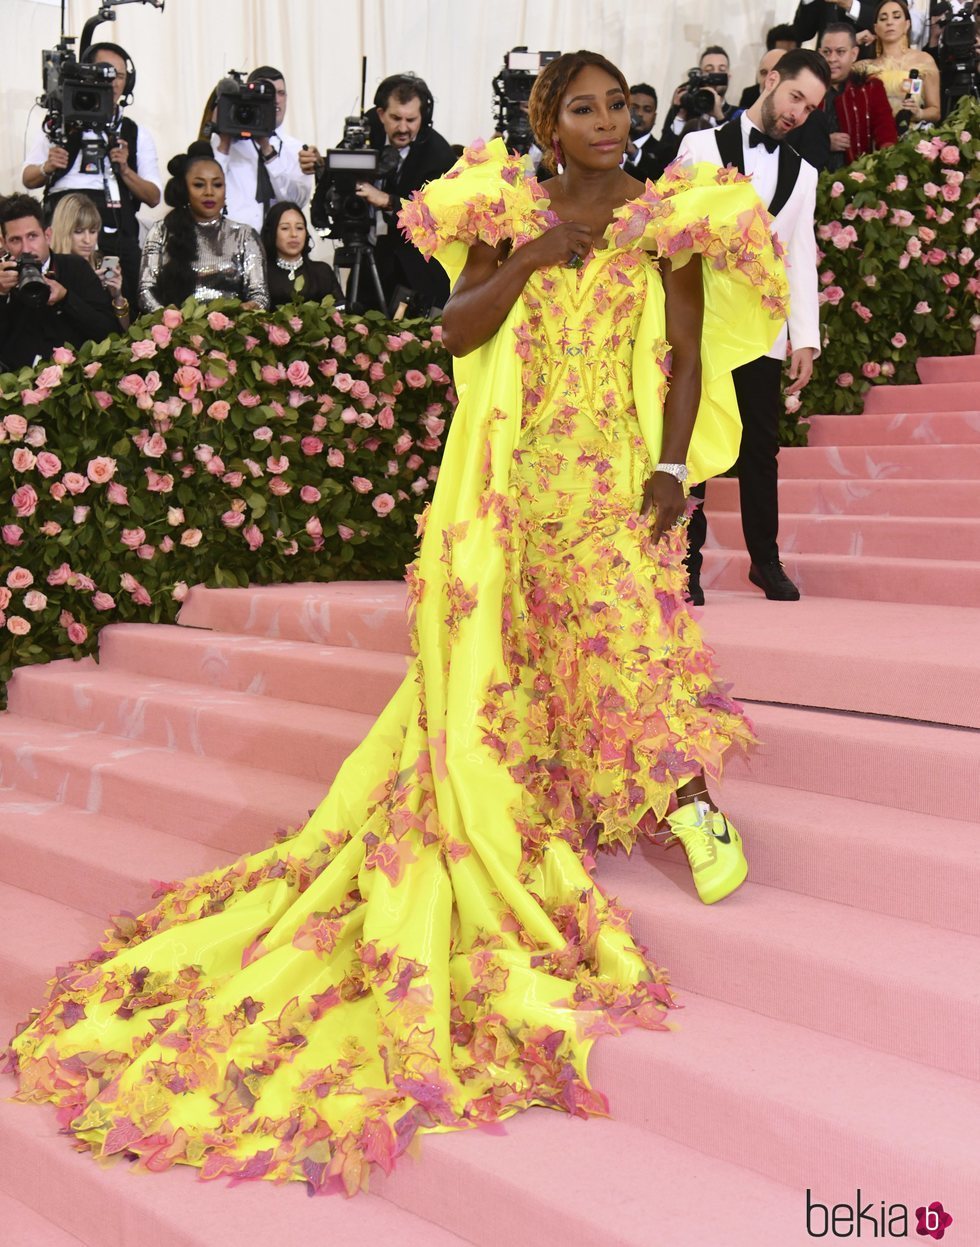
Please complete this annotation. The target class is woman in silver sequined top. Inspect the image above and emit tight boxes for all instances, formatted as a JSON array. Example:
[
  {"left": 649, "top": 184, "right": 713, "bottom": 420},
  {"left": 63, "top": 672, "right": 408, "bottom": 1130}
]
[{"left": 138, "top": 141, "right": 269, "bottom": 313}]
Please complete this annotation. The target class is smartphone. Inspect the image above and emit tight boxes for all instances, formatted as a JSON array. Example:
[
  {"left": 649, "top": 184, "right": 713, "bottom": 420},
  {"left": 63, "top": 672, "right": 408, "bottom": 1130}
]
[{"left": 100, "top": 254, "right": 121, "bottom": 285}]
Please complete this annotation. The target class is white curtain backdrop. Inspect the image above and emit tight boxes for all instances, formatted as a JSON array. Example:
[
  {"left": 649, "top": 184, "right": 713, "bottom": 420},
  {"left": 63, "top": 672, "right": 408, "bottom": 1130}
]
[{"left": 4, "top": 0, "right": 801, "bottom": 238}]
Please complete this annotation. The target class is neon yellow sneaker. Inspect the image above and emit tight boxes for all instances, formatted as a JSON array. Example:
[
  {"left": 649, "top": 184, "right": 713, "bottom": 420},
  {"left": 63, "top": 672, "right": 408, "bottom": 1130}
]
[{"left": 664, "top": 799, "right": 748, "bottom": 904}]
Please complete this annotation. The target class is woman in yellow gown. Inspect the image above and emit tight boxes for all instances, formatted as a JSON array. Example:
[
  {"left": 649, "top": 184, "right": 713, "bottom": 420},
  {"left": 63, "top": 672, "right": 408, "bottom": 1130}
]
[{"left": 1, "top": 52, "right": 787, "bottom": 1196}]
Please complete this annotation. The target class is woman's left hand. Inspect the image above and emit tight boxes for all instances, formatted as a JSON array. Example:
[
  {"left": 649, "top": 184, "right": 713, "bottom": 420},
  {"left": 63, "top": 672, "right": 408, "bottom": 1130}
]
[{"left": 640, "top": 470, "right": 686, "bottom": 544}]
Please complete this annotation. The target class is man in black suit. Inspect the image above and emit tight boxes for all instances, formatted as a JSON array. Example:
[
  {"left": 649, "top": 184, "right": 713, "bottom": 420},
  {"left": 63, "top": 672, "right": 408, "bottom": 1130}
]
[
  {"left": 311, "top": 74, "right": 455, "bottom": 314},
  {"left": 623, "top": 83, "right": 661, "bottom": 182},
  {"left": 792, "top": 0, "right": 876, "bottom": 50},
  {"left": 0, "top": 194, "right": 117, "bottom": 372}
]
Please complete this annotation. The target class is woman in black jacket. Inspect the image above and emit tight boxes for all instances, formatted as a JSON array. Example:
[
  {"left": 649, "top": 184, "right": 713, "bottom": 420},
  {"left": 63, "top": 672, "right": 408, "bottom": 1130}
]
[{"left": 260, "top": 201, "right": 345, "bottom": 309}]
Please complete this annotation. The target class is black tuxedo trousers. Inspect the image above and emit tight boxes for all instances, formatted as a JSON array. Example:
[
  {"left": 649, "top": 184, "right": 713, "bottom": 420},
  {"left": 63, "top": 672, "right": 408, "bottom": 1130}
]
[{"left": 685, "top": 354, "right": 784, "bottom": 577}]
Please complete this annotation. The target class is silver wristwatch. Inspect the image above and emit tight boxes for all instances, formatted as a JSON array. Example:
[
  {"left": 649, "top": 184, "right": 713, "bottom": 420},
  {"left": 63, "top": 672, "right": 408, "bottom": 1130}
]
[{"left": 655, "top": 462, "right": 689, "bottom": 483}]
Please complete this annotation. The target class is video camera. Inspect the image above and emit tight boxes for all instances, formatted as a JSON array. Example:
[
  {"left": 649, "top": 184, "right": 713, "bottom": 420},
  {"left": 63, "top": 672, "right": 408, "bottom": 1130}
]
[
  {"left": 214, "top": 70, "right": 278, "bottom": 140},
  {"left": 312, "top": 114, "right": 381, "bottom": 246},
  {"left": 492, "top": 47, "right": 560, "bottom": 155},
  {"left": 680, "top": 68, "right": 728, "bottom": 119},
  {"left": 932, "top": 0, "right": 978, "bottom": 107}
]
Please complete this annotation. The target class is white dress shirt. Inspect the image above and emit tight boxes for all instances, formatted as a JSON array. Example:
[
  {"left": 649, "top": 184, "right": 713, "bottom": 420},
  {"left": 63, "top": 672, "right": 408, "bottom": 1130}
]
[
  {"left": 24, "top": 113, "right": 162, "bottom": 205},
  {"left": 211, "top": 129, "right": 313, "bottom": 232},
  {"left": 740, "top": 112, "right": 779, "bottom": 209}
]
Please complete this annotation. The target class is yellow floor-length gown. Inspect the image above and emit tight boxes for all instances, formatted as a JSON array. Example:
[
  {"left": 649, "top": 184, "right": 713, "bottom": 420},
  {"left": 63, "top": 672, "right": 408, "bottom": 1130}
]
[{"left": 2, "top": 140, "right": 787, "bottom": 1196}]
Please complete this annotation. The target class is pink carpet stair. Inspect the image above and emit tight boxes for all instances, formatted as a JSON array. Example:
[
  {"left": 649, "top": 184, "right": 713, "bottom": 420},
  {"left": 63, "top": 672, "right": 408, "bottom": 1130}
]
[
  {"left": 701, "top": 345, "right": 980, "bottom": 606},
  {"left": 2, "top": 355, "right": 979, "bottom": 1246}
]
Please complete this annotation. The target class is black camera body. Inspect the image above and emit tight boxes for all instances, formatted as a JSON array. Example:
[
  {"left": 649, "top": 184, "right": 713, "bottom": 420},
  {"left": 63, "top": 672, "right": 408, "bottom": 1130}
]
[
  {"left": 680, "top": 69, "right": 728, "bottom": 119},
  {"left": 214, "top": 72, "right": 277, "bottom": 140},
  {"left": 933, "top": 0, "right": 979, "bottom": 103},
  {"left": 311, "top": 116, "right": 381, "bottom": 246},
  {"left": 40, "top": 42, "right": 116, "bottom": 145},
  {"left": 492, "top": 47, "right": 560, "bottom": 155},
  {"left": 4, "top": 253, "right": 51, "bottom": 309}
]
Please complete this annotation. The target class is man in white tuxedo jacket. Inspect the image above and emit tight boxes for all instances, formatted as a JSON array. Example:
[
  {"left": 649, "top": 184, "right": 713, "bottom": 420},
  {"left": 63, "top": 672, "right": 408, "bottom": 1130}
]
[{"left": 677, "top": 49, "right": 830, "bottom": 602}]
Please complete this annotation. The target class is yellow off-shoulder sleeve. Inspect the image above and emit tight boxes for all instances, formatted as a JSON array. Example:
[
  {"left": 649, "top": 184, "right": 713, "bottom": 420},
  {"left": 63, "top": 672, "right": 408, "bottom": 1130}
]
[{"left": 398, "top": 137, "right": 548, "bottom": 288}]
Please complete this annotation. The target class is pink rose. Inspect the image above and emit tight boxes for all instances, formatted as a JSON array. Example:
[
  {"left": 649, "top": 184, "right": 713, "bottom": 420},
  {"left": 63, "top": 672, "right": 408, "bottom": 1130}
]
[
  {"left": 268, "top": 476, "right": 291, "bottom": 496},
  {"left": 46, "top": 563, "right": 71, "bottom": 585},
  {"left": 173, "top": 347, "right": 199, "bottom": 367},
  {"left": 898, "top": 253, "right": 911, "bottom": 270},
  {"left": 941, "top": 183, "right": 961, "bottom": 203},
  {"left": 925, "top": 248, "right": 946, "bottom": 266},
  {"left": 266, "top": 455, "right": 289, "bottom": 474},
  {"left": 143, "top": 433, "right": 167, "bottom": 457},
  {"left": 369, "top": 362, "right": 386, "bottom": 381},
  {"left": 67, "top": 621, "right": 88, "bottom": 644},
  {"left": 193, "top": 443, "right": 214, "bottom": 463},
  {"left": 350, "top": 379, "right": 372, "bottom": 401},
  {"left": 92, "top": 390, "right": 113, "bottom": 410},
  {"left": 891, "top": 332, "right": 907, "bottom": 348},
  {"left": 145, "top": 469, "right": 174, "bottom": 493},
  {"left": 6, "top": 616, "right": 30, "bottom": 636},
  {"left": 86, "top": 456, "right": 116, "bottom": 484},
  {"left": 906, "top": 237, "right": 922, "bottom": 257},
  {"left": 861, "top": 362, "right": 881, "bottom": 379},
  {"left": 892, "top": 174, "right": 909, "bottom": 191},
  {"left": 237, "top": 390, "right": 261, "bottom": 407},
  {"left": 180, "top": 528, "right": 203, "bottom": 548},
  {"left": 881, "top": 362, "right": 895, "bottom": 377},
  {"left": 149, "top": 323, "right": 172, "bottom": 347},
  {"left": 25, "top": 425, "right": 46, "bottom": 448},
  {"left": 333, "top": 372, "right": 354, "bottom": 392},
  {"left": 850, "top": 302, "right": 872, "bottom": 323},
  {"left": 352, "top": 476, "right": 373, "bottom": 493},
  {"left": 93, "top": 592, "right": 116, "bottom": 610},
  {"left": 0, "top": 588, "right": 9, "bottom": 609},
  {"left": 915, "top": 138, "right": 936, "bottom": 158},
  {"left": 121, "top": 527, "right": 146, "bottom": 548},
  {"left": 914, "top": 301, "right": 931, "bottom": 315},
  {"left": 326, "top": 448, "right": 344, "bottom": 468},
  {"left": 242, "top": 524, "right": 264, "bottom": 551},
  {"left": 162, "top": 308, "right": 183, "bottom": 328},
  {"left": 130, "top": 338, "right": 157, "bottom": 360},
  {"left": 940, "top": 145, "right": 960, "bottom": 165},
  {"left": 204, "top": 400, "right": 229, "bottom": 422},
  {"left": 2, "top": 524, "right": 24, "bottom": 545},
  {"left": 836, "top": 373, "right": 854, "bottom": 388},
  {"left": 73, "top": 505, "right": 89, "bottom": 523},
  {"left": 945, "top": 169, "right": 965, "bottom": 186},
  {"left": 890, "top": 209, "right": 914, "bottom": 227},
  {"left": 36, "top": 364, "right": 63, "bottom": 390},
  {"left": 942, "top": 273, "right": 961, "bottom": 289},
  {"left": 405, "top": 369, "right": 427, "bottom": 388},
  {"left": 207, "top": 310, "right": 233, "bottom": 331},
  {"left": 62, "top": 472, "right": 88, "bottom": 495},
  {"left": 286, "top": 360, "right": 313, "bottom": 387},
  {"left": 301, "top": 436, "right": 323, "bottom": 456},
  {"left": 222, "top": 471, "right": 245, "bottom": 487},
  {"left": 11, "top": 448, "right": 36, "bottom": 472},
  {"left": 6, "top": 566, "right": 33, "bottom": 589},
  {"left": 406, "top": 454, "right": 423, "bottom": 471},
  {"left": 306, "top": 517, "right": 324, "bottom": 540},
  {"left": 267, "top": 324, "right": 291, "bottom": 347},
  {"left": 299, "top": 485, "right": 321, "bottom": 503},
  {"left": 336, "top": 523, "right": 353, "bottom": 542},
  {"left": 372, "top": 493, "right": 395, "bottom": 516},
  {"left": 106, "top": 481, "right": 129, "bottom": 505},
  {"left": 49, "top": 482, "right": 67, "bottom": 501},
  {"left": 12, "top": 485, "right": 39, "bottom": 517},
  {"left": 918, "top": 225, "right": 937, "bottom": 243},
  {"left": 260, "top": 364, "right": 283, "bottom": 385},
  {"left": 4, "top": 414, "right": 28, "bottom": 438},
  {"left": 82, "top": 361, "right": 101, "bottom": 378},
  {"left": 52, "top": 346, "right": 75, "bottom": 365},
  {"left": 221, "top": 510, "right": 245, "bottom": 528}
]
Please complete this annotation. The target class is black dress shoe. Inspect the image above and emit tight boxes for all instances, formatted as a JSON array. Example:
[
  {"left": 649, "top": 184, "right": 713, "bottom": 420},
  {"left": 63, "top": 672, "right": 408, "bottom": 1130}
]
[
  {"left": 748, "top": 559, "right": 800, "bottom": 601},
  {"left": 687, "top": 575, "right": 705, "bottom": 606}
]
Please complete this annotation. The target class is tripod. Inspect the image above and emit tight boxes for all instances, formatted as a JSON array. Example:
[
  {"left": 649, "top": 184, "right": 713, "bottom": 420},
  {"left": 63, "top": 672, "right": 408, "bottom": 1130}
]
[{"left": 334, "top": 241, "right": 387, "bottom": 314}]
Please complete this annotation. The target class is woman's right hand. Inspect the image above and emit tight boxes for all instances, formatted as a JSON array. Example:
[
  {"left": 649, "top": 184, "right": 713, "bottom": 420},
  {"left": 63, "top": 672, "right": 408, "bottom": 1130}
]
[{"left": 523, "top": 221, "right": 593, "bottom": 271}]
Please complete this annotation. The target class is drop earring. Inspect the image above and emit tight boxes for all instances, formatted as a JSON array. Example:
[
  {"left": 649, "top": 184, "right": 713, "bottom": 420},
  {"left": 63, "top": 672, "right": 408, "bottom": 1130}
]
[{"left": 552, "top": 137, "right": 564, "bottom": 169}]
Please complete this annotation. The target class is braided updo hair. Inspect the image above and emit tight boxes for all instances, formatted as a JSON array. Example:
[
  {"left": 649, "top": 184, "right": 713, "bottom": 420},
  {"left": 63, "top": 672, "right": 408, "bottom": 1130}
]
[
  {"left": 528, "top": 50, "right": 630, "bottom": 173},
  {"left": 153, "top": 140, "right": 223, "bottom": 307}
]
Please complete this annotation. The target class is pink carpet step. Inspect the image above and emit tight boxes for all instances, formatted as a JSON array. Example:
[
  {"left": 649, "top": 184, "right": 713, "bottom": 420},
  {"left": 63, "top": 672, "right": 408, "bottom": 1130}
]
[
  {"left": 704, "top": 474, "right": 977, "bottom": 517},
  {"left": 863, "top": 379, "right": 980, "bottom": 414},
  {"left": 0, "top": 787, "right": 235, "bottom": 920},
  {"left": 8, "top": 661, "right": 970, "bottom": 820},
  {"left": 98, "top": 623, "right": 411, "bottom": 714},
  {"left": 0, "top": 1190, "right": 85, "bottom": 1247},
  {"left": 710, "top": 509, "right": 980, "bottom": 561},
  {"left": 596, "top": 851, "right": 980, "bottom": 1080},
  {"left": 590, "top": 998, "right": 980, "bottom": 1243},
  {"left": 701, "top": 593, "right": 980, "bottom": 729},
  {"left": 6, "top": 661, "right": 379, "bottom": 787},
  {"left": 712, "top": 776, "right": 980, "bottom": 936},
  {"left": 178, "top": 581, "right": 410, "bottom": 652},
  {"left": 700, "top": 547, "right": 980, "bottom": 607},
  {"left": 777, "top": 442, "right": 980, "bottom": 480},
  {"left": 917, "top": 353, "right": 980, "bottom": 384},
  {"left": 733, "top": 701, "right": 979, "bottom": 822},
  {"left": 805, "top": 409, "right": 980, "bottom": 446},
  {"left": 0, "top": 716, "right": 323, "bottom": 859}
]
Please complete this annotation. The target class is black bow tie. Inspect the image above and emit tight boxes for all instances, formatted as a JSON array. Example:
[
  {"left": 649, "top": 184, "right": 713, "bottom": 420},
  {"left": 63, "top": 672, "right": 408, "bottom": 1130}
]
[{"left": 749, "top": 128, "right": 780, "bottom": 154}]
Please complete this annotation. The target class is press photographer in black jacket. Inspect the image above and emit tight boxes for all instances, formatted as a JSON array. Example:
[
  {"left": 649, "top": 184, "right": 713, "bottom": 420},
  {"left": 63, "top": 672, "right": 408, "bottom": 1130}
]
[
  {"left": 0, "top": 194, "right": 117, "bottom": 372},
  {"left": 309, "top": 74, "right": 455, "bottom": 314}
]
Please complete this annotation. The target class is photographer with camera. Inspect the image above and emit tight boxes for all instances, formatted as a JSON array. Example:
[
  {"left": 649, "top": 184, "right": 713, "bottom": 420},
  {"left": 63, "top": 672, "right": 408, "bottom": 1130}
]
[
  {"left": 0, "top": 193, "right": 117, "bottom": 372},
  {"left": 22, "top": 42, "right": 161, "bottom": 309},
  {"left": 309, "top": 73, "right": 455, "bottom": 314},
  {"left": 210, "top": 66, "right": 313, "bottom": 232},
  {"left": 654, "top": 47, "right": 737, "bottom": 175}
]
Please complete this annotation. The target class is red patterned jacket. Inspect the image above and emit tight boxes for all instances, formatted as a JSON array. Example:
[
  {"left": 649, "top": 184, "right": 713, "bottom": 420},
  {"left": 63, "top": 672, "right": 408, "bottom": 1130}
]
[{"left": 834, "top": 74, "right": 898, "bottom": 160}]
